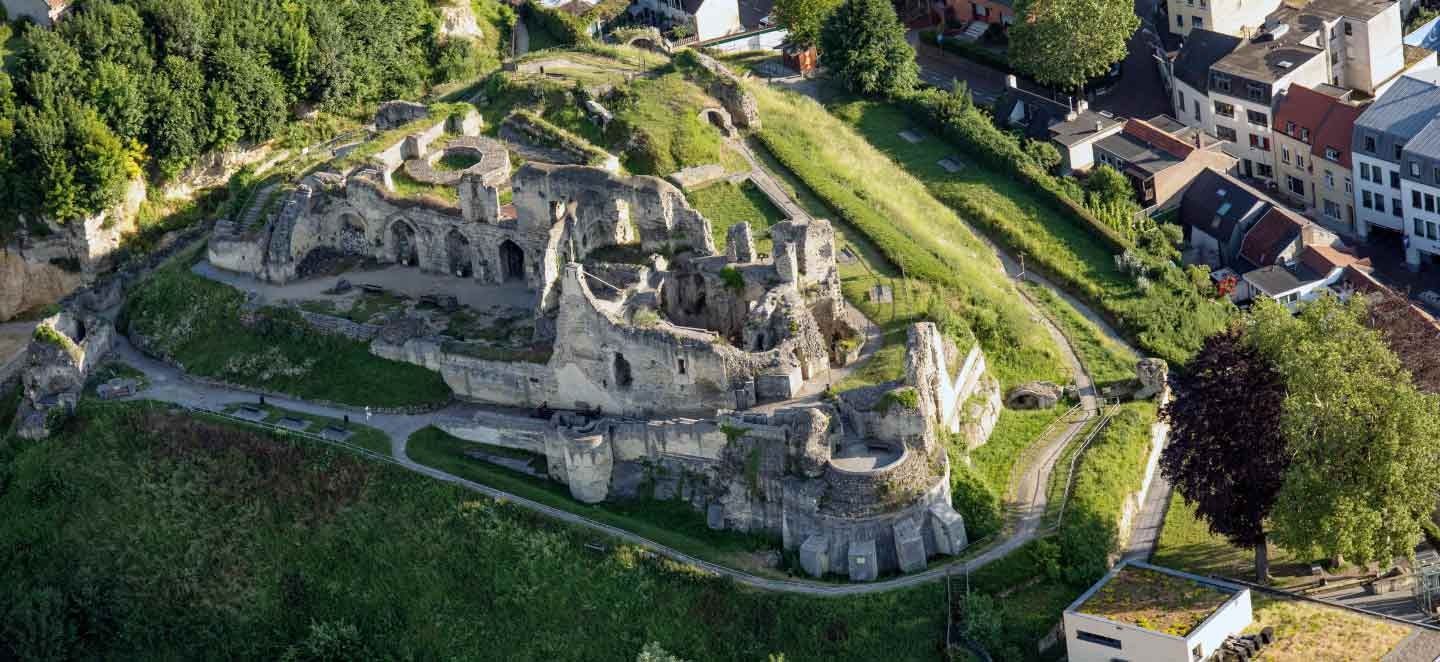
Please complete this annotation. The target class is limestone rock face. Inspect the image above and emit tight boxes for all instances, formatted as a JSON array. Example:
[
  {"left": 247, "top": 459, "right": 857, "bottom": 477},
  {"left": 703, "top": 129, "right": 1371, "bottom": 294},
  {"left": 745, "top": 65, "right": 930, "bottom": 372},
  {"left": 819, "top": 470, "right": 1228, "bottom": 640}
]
[
  {"left": 0, "top": 251, "right": 83, "bottom": 322},
  {"left": 1006, "top": 381, "right": 1061, "bottom": 409},
  {"left": 374, "top": 100, "right": 429, "bottom": 130},
  {"left": 690, "top": 51, "right": 761, "bottom": 130},
  {"left": 1134, "top": 358, "right": 1169, "bottom": 400},
  {"left": 785, "top": 408, "right": 831, "bottom": 478},
  {"left": 437, "top": 3, "right": 483, "bottom": 40},
  {"left": 725, "top": 222, "right": 756, "bottom": 264}
]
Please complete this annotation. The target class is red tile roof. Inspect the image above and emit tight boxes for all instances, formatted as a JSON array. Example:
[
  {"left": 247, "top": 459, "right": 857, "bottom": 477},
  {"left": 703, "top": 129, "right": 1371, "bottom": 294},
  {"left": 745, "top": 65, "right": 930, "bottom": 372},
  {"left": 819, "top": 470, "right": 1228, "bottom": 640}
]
[
  {"left": 1239, "top": 208, "right": 1305, "bottom": 268},
  {"left": 1298, "top": 244, "right": 1358, "bottom": 276},
  {"left": 1311, "top": 102, "right": 1363, "bottom": 169},
  {"left": 1122, "top": 119, "right": 1195, "bottom": 160}
]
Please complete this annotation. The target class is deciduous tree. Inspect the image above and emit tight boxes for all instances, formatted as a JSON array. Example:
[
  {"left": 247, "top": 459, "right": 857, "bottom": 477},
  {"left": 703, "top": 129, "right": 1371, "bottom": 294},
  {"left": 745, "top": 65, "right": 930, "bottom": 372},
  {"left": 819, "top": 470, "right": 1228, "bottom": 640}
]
[
  {"left": 819, "top": 0, "right": 918, "bottom": 97},
  {"left": 774, "top": 0, "right": 842, "bottom": 49},
  {"left": 1160, "top": 326, "right": 1289, "bottom": 581},
  {"left": 1008, "top": 0, "right": 1137, "bottom": 91},
  {"left": 1247, "top": 296, "right": 1440, "bottom": 566}
]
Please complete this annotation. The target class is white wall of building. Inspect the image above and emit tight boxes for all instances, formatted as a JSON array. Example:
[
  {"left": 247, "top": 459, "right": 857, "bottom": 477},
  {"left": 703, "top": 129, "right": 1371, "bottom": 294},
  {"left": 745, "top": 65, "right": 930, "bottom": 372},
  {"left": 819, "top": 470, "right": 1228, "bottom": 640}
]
[
  {"left": 1402, "top": 177, "right": 1440, "bottom": 264},
  {"left": 1064, "top": 587, "right": 1253, "bottom": 662},
  {"left": 1174, "top": 81, "right": 1213, "bottom": 129},
  {"left": 692, "top": 0, "right": 741, "bottom": 41},
  {"left": 701, "top": 27, "right": 786, "bottom": 52},
  {"left": 1354, "top": 152, "right": 1406, "bottom": 236},
  {"left": 1167, "top": 0, "right": 1278, "bottom": 37},
  {"left": 1341, "top": 7, "right": 1405, "bottom": 94}
]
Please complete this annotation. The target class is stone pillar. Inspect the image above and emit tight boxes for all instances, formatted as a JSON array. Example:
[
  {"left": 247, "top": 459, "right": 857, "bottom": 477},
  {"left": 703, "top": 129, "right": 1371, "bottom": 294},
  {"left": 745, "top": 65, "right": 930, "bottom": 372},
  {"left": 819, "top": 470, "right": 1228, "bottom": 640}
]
[
  {"left": 775, "top": 243, "right": 798, "bottom": 284},
  {"left": 893, "top": 518, "right": 927, "bottom": 573},
  {"left": 726, "top": 222, "right": 756, "bottom": 263},
  {"left": 460, "top": 173, "right": 500, "bottom": 223},
  {"left": 560, "top": 431, "right": 613, "bottom": 504},
  {"left": 800, "top": 535, "right": 831, "bottom": 577},
  {"left": 928, "top": 503, "right": 967, "bottom": 555},
  {"left": 848, "top": 539, "right": 878, "bottom": 582}
]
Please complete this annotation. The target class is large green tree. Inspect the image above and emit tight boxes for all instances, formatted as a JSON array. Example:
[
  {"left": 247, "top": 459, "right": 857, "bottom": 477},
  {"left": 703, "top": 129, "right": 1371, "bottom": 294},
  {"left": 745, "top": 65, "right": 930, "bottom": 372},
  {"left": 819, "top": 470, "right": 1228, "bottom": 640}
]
[
  {"left": 1160, "top": 327, "right": 1290, "bottom": 582},
  {"left": 818, "top": 0, "right": 918, "bottom": 97},
  {"left": 1008, "top": 0, "right": 1137, "bottom": 91},
  {"left": 774, "top": 0, "right": 842, "bottom": 49},
  {"left": 1247, "top": 295, "right": 1440, "bottom": 565}
]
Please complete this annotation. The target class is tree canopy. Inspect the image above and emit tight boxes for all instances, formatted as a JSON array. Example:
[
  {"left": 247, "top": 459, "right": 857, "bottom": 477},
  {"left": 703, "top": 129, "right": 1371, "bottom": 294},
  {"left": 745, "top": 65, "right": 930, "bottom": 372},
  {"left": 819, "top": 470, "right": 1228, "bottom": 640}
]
[
  {"left": 818, "top": 0, "right": 918, "bottom": 97},
  {"left": 1160, "top": 327, "right": 1289, "bottom": 581},
  {"left": 1247, "top": 296, "right": 1440, "bottom": 565},
  {"left": 0, "top": 0, "right": 487, "bottom": 230},
  {"left": 1008, "top": 0, "right": 1137, "bottom": 90},
  {"left": 774, "top": 0, "right": 842, "bottom": 49}
]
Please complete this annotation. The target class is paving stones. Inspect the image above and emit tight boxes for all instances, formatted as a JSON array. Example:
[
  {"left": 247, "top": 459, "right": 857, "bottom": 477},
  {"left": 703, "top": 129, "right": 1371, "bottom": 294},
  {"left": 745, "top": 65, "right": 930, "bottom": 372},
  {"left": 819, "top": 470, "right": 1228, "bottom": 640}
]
[
  {"left": 276, "top": 416, "right": 309, "bottom": 431},
  {"left": 898, "top": 129, "right": 924, "bottom": 144},
  {"left": 937, "top": 156, "right": 966, "bottom": 173}
]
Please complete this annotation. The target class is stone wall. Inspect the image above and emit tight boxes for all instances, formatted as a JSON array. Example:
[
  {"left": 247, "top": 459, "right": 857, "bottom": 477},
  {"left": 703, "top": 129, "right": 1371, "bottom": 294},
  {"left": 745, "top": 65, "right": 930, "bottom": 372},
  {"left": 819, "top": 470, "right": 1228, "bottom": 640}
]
[
  {"left": 12, "top": 312, "right": 116, "bottom": 439},
  {"left": 689, "top": 51, "right": 761, "bottom": 130},
  {"left": 371, "top": 336, "right": 555, "bottom": 407},
  {"left": 296, "top": 310, "right": 380, "bottom": 342}
]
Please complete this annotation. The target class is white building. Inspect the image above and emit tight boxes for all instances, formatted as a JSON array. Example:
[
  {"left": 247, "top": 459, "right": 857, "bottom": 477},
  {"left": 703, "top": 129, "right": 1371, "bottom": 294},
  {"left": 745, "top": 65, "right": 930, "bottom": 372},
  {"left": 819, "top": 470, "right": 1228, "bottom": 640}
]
[
  {"left": 1351, "top": 74, "right": 1440, "bottom": 248},
  {"left": 1064, "top": 561, "right": 1254, "bottom": 662},
  {"left": 629, "top": 0, "right": 742, "bottom": 41},
  {"left": 1166, "top": 0, "right": 1278, "bottom": 38},
  {"left": 2, "top": 0, "right": 69, "bottom": 26}
]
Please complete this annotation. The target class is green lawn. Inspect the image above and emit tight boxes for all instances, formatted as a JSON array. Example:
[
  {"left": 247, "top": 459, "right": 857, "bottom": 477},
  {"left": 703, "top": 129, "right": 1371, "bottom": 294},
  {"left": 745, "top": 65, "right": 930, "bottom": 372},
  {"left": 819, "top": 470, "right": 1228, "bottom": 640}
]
[
  {"left": 686, "top": 180, "right": 786, "bottom": 254},
  {"left": 124, "top": 265, "right": 451, "bottom": 408},
  {"left": 616, "top": 72, "right": 729, "bottom": 176},
  {"left": 221, "top": 402, "right": 392, "bottom": 456},
  {"left": 827, "top": 98, "right": 1234, "bottom": 367},
  {"left": 748, "top": 82, "right": 1065, "bottom": 389},
  {"left": 970, "top": 408, "right": 1066, "bottom": 502},
  {"left": 0, "top": 401, "right": 947, "bottom": 660},
  {"left": 406, "top": 427, "right": 783, "bottom": 571},
  {"left": 1152, "top": 492, "right": 1320, "bottom": 588},
  {"left": 1022, "top": 282, "right": 1138, "bottom": 386},
  {"left": 390, "top": 168, "right": 459, "bottom": 203}
]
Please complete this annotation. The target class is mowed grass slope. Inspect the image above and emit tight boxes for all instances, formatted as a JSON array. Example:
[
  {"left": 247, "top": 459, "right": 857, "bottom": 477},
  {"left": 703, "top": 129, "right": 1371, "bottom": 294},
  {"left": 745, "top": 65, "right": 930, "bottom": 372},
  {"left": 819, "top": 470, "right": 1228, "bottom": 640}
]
[
  {"left": 0, "top": 402, "right": 946, "bottom": 660},
  {"left": 749, "top": 82, "right": 1065, "bottom": 387}
]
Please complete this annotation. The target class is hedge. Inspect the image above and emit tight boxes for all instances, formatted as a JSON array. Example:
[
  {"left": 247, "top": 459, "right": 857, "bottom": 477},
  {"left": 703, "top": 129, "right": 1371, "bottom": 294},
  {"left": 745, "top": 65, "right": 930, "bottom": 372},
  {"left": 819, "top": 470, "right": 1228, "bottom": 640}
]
[{"left": 1056, "top": 403, "right": 1157, "bottom": 586}]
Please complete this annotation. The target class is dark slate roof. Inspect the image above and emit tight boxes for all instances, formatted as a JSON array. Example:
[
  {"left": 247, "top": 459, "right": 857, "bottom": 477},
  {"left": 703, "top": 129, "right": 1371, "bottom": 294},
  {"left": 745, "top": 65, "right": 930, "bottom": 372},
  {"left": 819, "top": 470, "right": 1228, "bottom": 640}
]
[
  {"left": 995, "top": 88, "right": 1070, "bottom": 140},
  {"left": 1173, "top": 30, "right": 1243, "bottom": 92},
  {"left": 1238, "top": 208, "right": 1305, "bottom": 270},
  {"left": 1049, "top": 111, "right": 1123, "bottom": 147},
  {"left": 1353, "top": 75, "right": 1440, "bottom": 160},
  {"left": 1243, "top": 264, "right": 1311, "bottom": 295},
  {"left": 1180, "top": 168, "right": 1265, "bottom": 243}
]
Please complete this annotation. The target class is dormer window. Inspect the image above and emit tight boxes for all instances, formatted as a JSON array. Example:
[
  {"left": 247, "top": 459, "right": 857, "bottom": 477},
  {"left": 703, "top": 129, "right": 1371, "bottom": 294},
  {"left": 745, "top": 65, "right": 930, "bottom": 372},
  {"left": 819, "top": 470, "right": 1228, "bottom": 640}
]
[
  {"left": 1365, "top": 135, "right": 1376, "bottom": 153},
  {"left": 1300, "top": 128, "right": 1310, "bottom": 143},
  {"left": 1325, "top": 146, "right": 1340, "bottom": 161},
  {"left": 1285, "top": 121, "right": 1296, "bottom": 136}
]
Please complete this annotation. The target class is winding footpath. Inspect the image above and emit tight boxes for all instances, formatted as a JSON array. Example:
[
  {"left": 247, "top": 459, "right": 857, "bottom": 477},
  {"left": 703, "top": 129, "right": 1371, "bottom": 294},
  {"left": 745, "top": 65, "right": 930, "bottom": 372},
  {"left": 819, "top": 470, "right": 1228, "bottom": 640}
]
[{"left": 100, "top": 96, "right": 1170, "bottom": 594}]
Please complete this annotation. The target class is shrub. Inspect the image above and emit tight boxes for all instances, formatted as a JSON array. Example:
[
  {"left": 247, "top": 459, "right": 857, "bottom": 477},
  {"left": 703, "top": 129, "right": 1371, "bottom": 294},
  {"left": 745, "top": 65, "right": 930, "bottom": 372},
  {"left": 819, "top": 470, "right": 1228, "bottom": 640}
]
[
  {"left": 1057, "top": 404, "right": 1156, "bottom": 586},
  {"left": 949, "top": 461, "right": 1001, "bottom": 540},
  {"left": 719, "top": 266, "right": 744, "bottom": 290}
]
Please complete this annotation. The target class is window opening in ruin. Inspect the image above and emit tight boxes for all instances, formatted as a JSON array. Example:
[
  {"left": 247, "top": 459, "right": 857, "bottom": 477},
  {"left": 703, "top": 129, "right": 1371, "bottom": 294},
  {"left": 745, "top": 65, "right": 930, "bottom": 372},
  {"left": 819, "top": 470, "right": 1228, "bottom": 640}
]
[
  {"left": 614, "top": 353, "right": 634, "bottom": 389},
  {"left": 677, "top": 358, "right": 687, "bottom": 375},
  {"left": 499, "top": 240, "right": 525, "bottom": 282},
  {"left": 391, "top": 221, "right": 419, "bottom": 266},
  {"left": 446, "top": 229, "right": 473, "bottom": 278}
]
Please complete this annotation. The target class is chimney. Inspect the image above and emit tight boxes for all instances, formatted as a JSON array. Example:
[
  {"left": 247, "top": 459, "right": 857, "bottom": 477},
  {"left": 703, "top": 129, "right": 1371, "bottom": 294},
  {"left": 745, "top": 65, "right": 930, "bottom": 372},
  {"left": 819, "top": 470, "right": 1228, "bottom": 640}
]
[
  {"left": 1195, "top": 132, "right": 1203, "bottom": 149},
  {"left": 1095, "top": 120, "right": 1104, "bottom": 132},
  {"left": 1077, "top": 99, "right": 1089, "bottom": 113},
  {"left": 1005, "top": 74, "right": 1018, "bottom": 89}
]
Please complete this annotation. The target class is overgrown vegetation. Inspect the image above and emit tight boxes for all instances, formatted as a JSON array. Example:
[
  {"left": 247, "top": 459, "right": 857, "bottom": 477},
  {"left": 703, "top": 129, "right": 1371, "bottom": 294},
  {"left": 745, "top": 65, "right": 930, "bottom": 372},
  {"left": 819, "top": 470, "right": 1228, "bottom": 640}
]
[
  {"left": 0, "top": 402, "right": 945, "bottom": 660},
  {"left": 687, "top": 180, "right": 786, "bottom": 253},
  {"left": 124, "top": 265, "right": 449, "bottom": 408},
  {"left": 0, "top": 0, "right": 489, "bottom": 237},
  {"left": 1055, "top": 403, "right": 1156, "bottom": 586}
]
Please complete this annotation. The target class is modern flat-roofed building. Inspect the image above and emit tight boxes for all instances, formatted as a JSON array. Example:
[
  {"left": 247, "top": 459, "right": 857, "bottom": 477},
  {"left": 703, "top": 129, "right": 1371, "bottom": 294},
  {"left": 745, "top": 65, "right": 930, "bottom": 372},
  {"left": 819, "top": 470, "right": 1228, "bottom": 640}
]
[
  {"left": 1351, "top": 74, "right": 1440, "bottom": 248},
  {"left": 1064, "top": 561, "right": 1253, "bottom": 662}
]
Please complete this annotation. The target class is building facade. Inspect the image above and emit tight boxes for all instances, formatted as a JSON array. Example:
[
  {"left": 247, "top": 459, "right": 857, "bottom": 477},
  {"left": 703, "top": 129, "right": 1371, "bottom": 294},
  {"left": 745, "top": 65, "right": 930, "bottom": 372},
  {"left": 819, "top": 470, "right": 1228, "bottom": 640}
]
[
  {"left": 1166, "top": 0, "right": 1278, "bottom": 38},
  {"left": 1270, "top": 84, "right": 1364, "bottom": 233},
  {"left": 1351, "top": 75, "right": 1440, "bottom": 246}
]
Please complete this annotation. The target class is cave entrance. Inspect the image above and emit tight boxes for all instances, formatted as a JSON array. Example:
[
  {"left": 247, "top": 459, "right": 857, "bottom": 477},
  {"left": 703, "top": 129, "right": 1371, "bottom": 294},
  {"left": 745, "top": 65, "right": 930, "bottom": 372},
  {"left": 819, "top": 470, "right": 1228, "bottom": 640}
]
[
  {"left": 613, "top": 353, "right": 634, "bottom": 390},
  {"left": 499, "top": 239, "right": 525, "bottom": 282},
  {"left": 391, "top": 221, "right": 419, "bottom": 267},
  {"left": 447, "top": 229, "right": 473, "bottom": 278}
]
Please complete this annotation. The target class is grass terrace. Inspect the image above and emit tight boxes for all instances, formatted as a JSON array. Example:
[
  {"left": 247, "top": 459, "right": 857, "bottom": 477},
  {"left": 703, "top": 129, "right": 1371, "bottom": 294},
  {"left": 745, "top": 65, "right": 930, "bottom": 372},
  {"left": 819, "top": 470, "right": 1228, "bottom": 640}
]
[
  {"left": 389, "top": 168, "right": 460, "bottom": 204},
  {"left": 1077, "top": 566, "right": 1234, "bottom": 637},
  {"left": 686, "top": 180, "right": 786, "bottom": 255},
  {"left": 1244, "top": 595, "right": 1413, "bottom": 660}
]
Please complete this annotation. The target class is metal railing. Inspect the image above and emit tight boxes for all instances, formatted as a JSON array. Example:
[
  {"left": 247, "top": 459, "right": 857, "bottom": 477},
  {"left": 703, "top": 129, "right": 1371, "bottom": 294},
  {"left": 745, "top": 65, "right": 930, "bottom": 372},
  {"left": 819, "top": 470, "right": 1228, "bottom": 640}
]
[{"left": 1053, "top": 398, "right": 1121, "bottom": 526}]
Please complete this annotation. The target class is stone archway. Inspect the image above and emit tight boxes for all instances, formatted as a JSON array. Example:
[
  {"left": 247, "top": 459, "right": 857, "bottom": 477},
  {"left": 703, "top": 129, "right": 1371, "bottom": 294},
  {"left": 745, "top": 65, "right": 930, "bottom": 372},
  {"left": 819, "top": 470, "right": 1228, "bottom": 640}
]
[
  {"left": 390, "top": 220, "right": 419, "bottom": 266},
  {"left": 499, "top": 239, "right": 525, "bottom": 282},
  {"left": 699, "top": 108, "right": 736, "bottom": 137},
  {"left": 338, "top": 213, "right": 367, "bottom": 255},
  {"left": 446, "top": 228, "right": 473, "bottom": 278}
]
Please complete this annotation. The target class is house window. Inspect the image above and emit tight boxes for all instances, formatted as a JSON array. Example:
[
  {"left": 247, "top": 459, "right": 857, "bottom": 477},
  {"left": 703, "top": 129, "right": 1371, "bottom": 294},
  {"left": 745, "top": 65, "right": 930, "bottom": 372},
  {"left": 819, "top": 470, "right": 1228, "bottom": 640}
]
[
  {"left": 1177, "top": 90, "right": 1185, "bottom": 110},
  {"left": 1361, "top": 162, "right": 1370, "bottom": 180},
  {"left": 1281, "top": 145, "right": 1291, "bottom": 164},
  {"left": 1363, "top": 190, "right": 1374, "bottom": 209},
  {"left": 1214, "top": 101, "right": 1235, "bottom": 118},
  {"left": 1345, "top": 177, "right": 1352, "bottom": 193},
  {"left": 1247, "top": 82, "right": 1266, "bottom": 101},
  {"left": 1288, "top": 175, "right": 1304, "bottom": 195},
  {"left": 1194, "top": 644, "right": 1205, "bottom": 662},
  {"left": 1247, "top": 109, "right": 1268, "bottom": 127},
  {"left": 1249, "top": 134, "right": 1270, "bottom": 151},
  {"left": 1285, "top": 121, "right": 1296, "bottom": 136},
  {"left": 1413, "top": 161, "right": 1422, "bottom": 177},
  {"left": 1429, "top": 221, "right": 1437, "bottom": 240},
  {"left": 1216, "top": 126, "right": 1237, "bottom": 141},
  {"left": 1417, "top": 218, "right": 1426, "bottom": 235},
  {"left": 1297, "top": 154, "right": 1305, "bottom": 169},
  {"left": 1325, "top": 199, "right": 1341, "bottom": 218},
  {"left": 1325, "top": 170, "right": 1335, "bottom": 189},
  {"left": 1214, "top": 74, "right": 1232, "bottom": 92},
  {"left": 677, "top": 357, "right": 687, "bottom": 375},
  {"left": 1392, "top": 171, "right": 1401, "bottom": 189},
  {"left": 1076, "top": 631, "right": 1124, "bottom": 650},
  {"left": 1194, "top": 100, "right": 1201, "bottom": 122},
  {"left": 1395, "top": 143, "right": 1406, "bottom": 160},
  {"left": 1325, "top": 147, "right": 1340, "bottom": 161},
  {"left": 1365, "top": 135, "right": 1377, "bottom": 153},
  {"left": 1192, "top": 16, "right": 1203, "bottom": 28},
  {"left": 1257, "top": 163, "right": 1274, "bottom": 179},
  {"left": 1344, "top": 21, "right": 1353, "bottom": 36},
  {"left": 1301, "top": 127, "right": 1311, "bottom": 142},
  {"left": 1177, "top": 14, "right": 1184, "bottom": 27},
  {"left": 1414, "top": 190, "right": 1422, "bottom": 208},
  {"left": 1428, "top": 194, "right": 1436, "bottom": 212},
  {"left": 1395, "top": 197, "right": 1404, "bottom": 217}
]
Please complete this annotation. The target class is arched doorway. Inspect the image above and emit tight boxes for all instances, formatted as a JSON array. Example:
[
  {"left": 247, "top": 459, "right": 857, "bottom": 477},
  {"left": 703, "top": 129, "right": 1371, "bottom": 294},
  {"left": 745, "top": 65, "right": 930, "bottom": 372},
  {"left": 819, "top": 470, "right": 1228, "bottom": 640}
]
[
  {"left": 613, "top": 353, "right": 633, "bottom": 389},
  {"left": 391, "top": 221, "right": 419, "bottom": 266},
  {"left": 700, "top": 108, "right": 734, "bottom": 137},
  {"left": 499, "top": 240, "right": 525, "bottom": 282},
  {"left": 446, "top": 229, "right": 473, "bottom": 278}
]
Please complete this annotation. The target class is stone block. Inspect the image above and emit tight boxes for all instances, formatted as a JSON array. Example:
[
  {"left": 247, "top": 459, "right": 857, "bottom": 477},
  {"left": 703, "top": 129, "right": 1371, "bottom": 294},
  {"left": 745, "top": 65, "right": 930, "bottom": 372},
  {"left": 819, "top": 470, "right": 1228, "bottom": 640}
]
[
  {"left": 707, "top": 503, "right": 725, "bottom": 530},
  {"left": 848, "top": 539, "right": 878, "bottom": 582},
  {"left": 928, "top": 503, "right": 968, "bottom": 555},
  {"left": 893, "top": 518, "right": 927, "bottom": 573},
  {"left": 800, "top": 535, "right": 830, "bottom": 578}
]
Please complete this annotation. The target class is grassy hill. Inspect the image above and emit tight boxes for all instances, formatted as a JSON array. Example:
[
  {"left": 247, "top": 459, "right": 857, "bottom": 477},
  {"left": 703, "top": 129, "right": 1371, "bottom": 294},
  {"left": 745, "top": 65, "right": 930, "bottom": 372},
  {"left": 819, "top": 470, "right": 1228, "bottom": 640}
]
[{"left": 0, "top": 402, "right": 945, "bottom": 660}]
